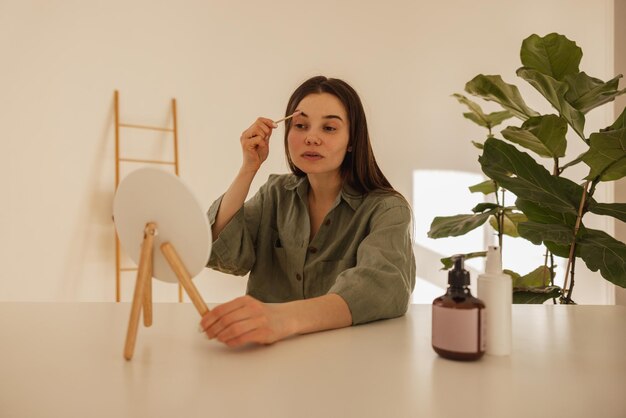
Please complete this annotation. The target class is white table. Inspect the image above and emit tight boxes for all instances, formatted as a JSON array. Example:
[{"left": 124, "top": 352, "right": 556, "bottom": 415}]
[{"left": 0, "top": 303, "right": 624, "bottom": 418}]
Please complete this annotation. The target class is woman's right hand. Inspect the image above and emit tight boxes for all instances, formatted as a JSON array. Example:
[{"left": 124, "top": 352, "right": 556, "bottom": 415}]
[{"left": 239, "top": 117, "right": 277, "bottom": 173}]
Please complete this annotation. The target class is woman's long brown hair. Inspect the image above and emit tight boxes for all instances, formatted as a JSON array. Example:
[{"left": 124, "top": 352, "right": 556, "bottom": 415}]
[{"left": 283, "top": 76, "right": 397, "bottom": 196}]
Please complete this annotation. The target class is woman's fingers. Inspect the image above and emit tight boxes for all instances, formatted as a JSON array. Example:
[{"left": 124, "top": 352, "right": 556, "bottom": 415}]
[
  {"left": 216, "top": 315, "right": 269, "bottom": 345},
  {"left": 223, "top": 328, "right": 271, "bottom": 348},
  {"left": 200, "top": 296, "right": 247, "bottom": 330},
  {"left": 199, "top": 296, "right": 286, "bottom": 347},
  {"left": 204, "top": 306, "right": 252, "bottom": 339},
  {"left": 241, "top": 118, "right": 275, "bottom": 141},
  {"left": 239, "top": 117, "right": 276, "bottom": 171},
  {"left": 200, "top": 296, "right": 259, "bottom": 336}
]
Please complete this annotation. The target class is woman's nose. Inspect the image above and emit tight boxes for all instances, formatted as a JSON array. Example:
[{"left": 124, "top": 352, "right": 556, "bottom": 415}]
[{"left": 305, "top": 135, "right": 321, "bottom": 145}]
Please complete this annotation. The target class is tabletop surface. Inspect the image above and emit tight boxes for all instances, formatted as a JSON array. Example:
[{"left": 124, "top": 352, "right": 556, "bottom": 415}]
[{"left": 0, "top": 302, "right": 624, "bottom": 418}]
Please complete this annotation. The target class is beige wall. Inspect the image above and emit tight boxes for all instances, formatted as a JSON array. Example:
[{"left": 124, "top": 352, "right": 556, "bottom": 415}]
[
  {"left": 0, "top": 0, "right": 618, "bottom": 303},
  {"left": 615, "top": 0, "right": 626, "bottom": 306}
]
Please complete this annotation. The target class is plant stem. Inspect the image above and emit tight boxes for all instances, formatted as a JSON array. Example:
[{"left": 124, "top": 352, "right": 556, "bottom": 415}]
[
  {"left": 565, "top": 257, "right": 576, "bottom": 303},
  {"left": 562, "top": 180, "right": 590, "bottom": 299},
  {"left": 553, "top": 158, "right": 560, "bottom": 176},
  {"left": 498, "top": 189, "right": 505, "bottom": 250},
  {"left": 542, "top": 249, "right": 549, "bottom": 287},
  {"left": 550, "top": 253, "right": 557, "bottom": 304},
  {"left": 588, "top": 178, "right": 600, "bottom": 197}
]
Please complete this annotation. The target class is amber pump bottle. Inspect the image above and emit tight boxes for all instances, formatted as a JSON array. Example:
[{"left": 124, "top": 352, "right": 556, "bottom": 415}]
[{"left": 432, "top": 255, "right": 486, "bottom": 361}]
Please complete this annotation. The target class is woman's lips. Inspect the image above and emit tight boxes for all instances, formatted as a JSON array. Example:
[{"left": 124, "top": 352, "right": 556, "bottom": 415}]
[{"left": 302, "top": 152, "right": 323, "bottom": 160}]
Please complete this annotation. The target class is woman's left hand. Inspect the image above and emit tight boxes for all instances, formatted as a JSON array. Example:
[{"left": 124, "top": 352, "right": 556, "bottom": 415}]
[{"left": 199, "top": 295, "right": 295, "bottom": 348}]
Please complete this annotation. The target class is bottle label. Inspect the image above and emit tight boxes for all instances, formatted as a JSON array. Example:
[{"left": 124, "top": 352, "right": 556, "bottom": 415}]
[{"left": 432, "top": 306, "right": 485, "bottom": 353}]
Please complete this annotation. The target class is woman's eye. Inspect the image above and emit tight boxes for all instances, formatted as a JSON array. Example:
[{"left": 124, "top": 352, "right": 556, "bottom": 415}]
[
  {"left": 324, "top": 126, "right": 337, "bottom": 132},
  {"left": 294, "top": 123, "right": 307, "bottom": 130}
]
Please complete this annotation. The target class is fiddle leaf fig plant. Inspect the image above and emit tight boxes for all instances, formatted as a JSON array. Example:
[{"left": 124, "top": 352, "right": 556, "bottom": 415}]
[{"left": 428, "top": 33, "right": 626, "bottom": 304}]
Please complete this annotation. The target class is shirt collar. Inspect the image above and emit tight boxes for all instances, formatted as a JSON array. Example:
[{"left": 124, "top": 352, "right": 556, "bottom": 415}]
[{"left": 284, "top": 175, "right": 364, "bottom": 211}]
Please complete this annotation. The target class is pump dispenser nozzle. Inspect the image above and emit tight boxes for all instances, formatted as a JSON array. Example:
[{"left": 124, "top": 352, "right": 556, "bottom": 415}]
[
  {"left": 448, "top": 254, "right": 470, "bottom": 287},
  {"left": 485, "top": 246, "right": 502, "bottom": 274}
]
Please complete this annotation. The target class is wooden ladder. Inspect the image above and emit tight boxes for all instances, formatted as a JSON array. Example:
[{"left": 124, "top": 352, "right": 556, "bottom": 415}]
[{"left": 113, "top": 90, "right": 183, "bottom": 302}]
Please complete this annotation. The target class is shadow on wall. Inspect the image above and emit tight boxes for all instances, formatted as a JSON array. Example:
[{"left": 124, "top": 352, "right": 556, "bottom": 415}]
[
  {"left": 60, "top": 95, "right": 116, "bottom": 300},
  {"left": 413, "top": 243, "right": 481, "bottom": 303}
]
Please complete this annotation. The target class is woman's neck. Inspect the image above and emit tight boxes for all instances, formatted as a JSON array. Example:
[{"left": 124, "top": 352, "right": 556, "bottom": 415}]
[{"left": 307, "top": 172, "right": 343, "bottom": 205}]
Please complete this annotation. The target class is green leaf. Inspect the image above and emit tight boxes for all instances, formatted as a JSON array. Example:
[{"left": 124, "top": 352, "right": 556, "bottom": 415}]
[
  {"left": 581, "top": 125, "right": 626, "bottom": 181},
  {"left": 471, "top": 140, "right": 484, "bottom": 150},
  {"left": 513, "top": 286, "right": 561, "bottom": 304},
  {"left": 486, "top": 111, "right": 515, "bottom": 128},
  {"left": 453, "top": 93, "right": 510, "bottom": 130},
  {"left": 465, "top": 74, "right": 540, "bottom": 121},
  {"left": 472, "top": 203, "right": 500, "bottom": 213},
  {"left": 516, "top": 67, "right": 586, "bottom": 140},
  {"left": 479, "top": 138, "right": 582, "bottom": 215},
  {"left": 454, "top": 93, "right": 490, "bottom": 127},
  {"left": 588, "top": 202, "right": 626, "bottom": 223},
  {"left": 564, "top": 72, "right": 626, "bottom": 114},
  {"left": 428, "top": 211, "right": 496, "bottom": 239},
  {"left": 501, "top": 115, "right": 567, "bottom": 158},
  {"left": 517, "top": 221, "right": 575, "bottom": 245},
  {"left": 514, "top": 199, "right": 577, "bottom": 259},
  {"left": 544, "top": 241, "right": 571, "bottom": 258},
  {"left": 520, "top": 33, "right": 581, "bottom": 80},
  {"left": 605, "top": 106, "right": 626, "bottom": 131},
  {"left": 469, "top": 179, "right": 496, "bottom": 194},
  {"left": 512, "top": 266, "right": 554, "bottom": 288},
  {"left": 440, "top": 251, "right": 487, "bottom": 270},
  {"left": 515, "top": 198, "right": 577, "bottom": 227},
  {"left": 463, "top": 112, "right": 487, "bottom": 127},
  {"left": 463, "top": 111, "right": 515, "bottom": 129},
  {"left": 559, "top": 152, "right": 586, "bottom": 173},
  {"left": 489, "top": 211, "right": 528, "bottom": 237},
  {"left": 578, "top": 229, "right": 626, "bottom": 288}
]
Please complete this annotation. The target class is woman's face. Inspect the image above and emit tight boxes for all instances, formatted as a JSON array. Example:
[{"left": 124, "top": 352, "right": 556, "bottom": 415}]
[{"left": 287, "top": 93, "right": 350, "bottom": 179}]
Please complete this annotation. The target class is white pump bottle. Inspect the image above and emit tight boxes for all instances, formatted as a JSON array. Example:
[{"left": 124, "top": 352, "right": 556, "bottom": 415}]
[{"left": 477, "top": 246, "right": 512, "bottom": 356}]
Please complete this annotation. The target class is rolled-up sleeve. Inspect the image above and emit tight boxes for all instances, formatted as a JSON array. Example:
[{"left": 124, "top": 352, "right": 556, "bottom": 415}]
[
  {"left": 206, "top": 188, "right": 264, "bottom": 276},
  {"left": 329, "top": 202, "right": 416, "bottom": 325}
]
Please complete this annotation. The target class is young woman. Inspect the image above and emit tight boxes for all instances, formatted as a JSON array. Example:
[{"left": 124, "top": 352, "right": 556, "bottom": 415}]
[{"left": 200, "top": 76, "right": 415, "bottom": 347}]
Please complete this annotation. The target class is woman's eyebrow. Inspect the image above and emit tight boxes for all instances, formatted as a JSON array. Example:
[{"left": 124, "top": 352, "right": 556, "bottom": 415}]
[{"left": 296, "top": 111, "right": 343, "bottom": 121}]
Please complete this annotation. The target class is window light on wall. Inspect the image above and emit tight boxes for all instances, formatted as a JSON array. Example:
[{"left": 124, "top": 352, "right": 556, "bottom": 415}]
[
  {"left": 412, "top": 169, "right": 486, "bottom": 303},
  {"left": 411, "top": 169, "right": 564, "bottom": 304}
]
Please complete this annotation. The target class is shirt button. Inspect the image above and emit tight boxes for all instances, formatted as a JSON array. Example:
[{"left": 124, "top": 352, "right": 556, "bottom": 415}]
[
  {"left": 324, "top": 219, "right": 331, "bottom": 226},
  {"left": 308, "top": 246, "right": 318, "bottom": 254},
  {"left": 296, "top": 273, "right": 302, "bottom": 281}
]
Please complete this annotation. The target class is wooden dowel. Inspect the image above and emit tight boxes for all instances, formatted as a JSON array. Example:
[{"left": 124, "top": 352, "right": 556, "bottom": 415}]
[
  {"left": 114, "top": 90, "right": 121, "bottom": 302},
  {"left": 119, "top": 123, "right": 174, "bottom": 132},
  {"left": 114, "top": 90, "right": 120, "bottom": 188},
  {"left": 115, "top": 235, "right": 122, "bottom": 302},
  {"left": 119, "top": 158, "right": 176, "bottom": 165},
  {"left": 123, "top": 222, "right": 157, "bottom": 361},
  {"left": 160, "top": 242, "right": 209, "bottom": 317},
  {"left": 143, "top": 262, "right": 153, "bottom": 327},
  {"left": 172, "top": 98, "right": 179, "bottom": 177}
]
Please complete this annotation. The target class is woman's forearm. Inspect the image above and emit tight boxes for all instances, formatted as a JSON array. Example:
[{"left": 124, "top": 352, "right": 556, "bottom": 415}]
[
  {"left": 212, "top": 116, "right": 275, "bottom": 240},
  {"left": 211, "top": 167, "right": 256, "bottom": 240},
  {"left": 284, "top": 293, "right": 353, "bottom": 336},
  {"left": 200, "top": 294, "right": 352, "bottom": 347}
]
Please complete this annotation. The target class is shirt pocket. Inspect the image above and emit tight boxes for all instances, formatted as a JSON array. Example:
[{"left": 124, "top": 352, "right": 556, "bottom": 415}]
[{"left": 270, "top": 227, "right": 292, "bottom": 275}]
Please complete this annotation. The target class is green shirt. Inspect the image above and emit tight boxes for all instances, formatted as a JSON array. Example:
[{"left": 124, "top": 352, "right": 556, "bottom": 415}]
[{"left": 207, "top": 174, "right": 416, "bottom": 325}]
